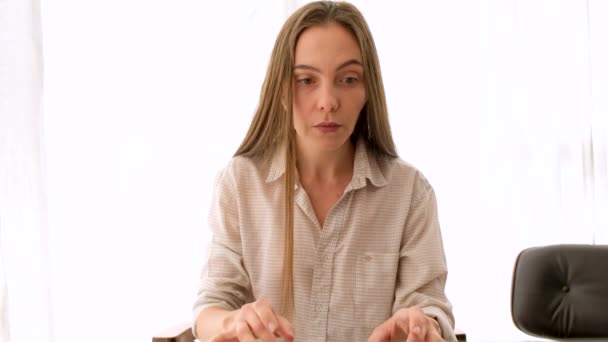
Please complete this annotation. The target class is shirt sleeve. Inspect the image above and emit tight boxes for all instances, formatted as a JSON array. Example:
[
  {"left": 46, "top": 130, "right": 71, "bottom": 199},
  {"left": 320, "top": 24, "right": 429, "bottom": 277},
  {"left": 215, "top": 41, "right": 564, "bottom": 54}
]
[
  {"left": 392, "top": 171, "right": 457, "bottom": 342},
  {"left": 192, "top": 163, "right": 253, "bottom": 338}
]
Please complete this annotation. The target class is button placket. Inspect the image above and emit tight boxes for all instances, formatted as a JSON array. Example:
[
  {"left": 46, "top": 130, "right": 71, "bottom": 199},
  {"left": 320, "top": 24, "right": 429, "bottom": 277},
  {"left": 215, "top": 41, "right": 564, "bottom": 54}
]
[
  {"left": 308, "top": 193, "right": 351, "bottom": 340},
  {"left": 309, "top": 249, "right": 334, "bottom": 340}
]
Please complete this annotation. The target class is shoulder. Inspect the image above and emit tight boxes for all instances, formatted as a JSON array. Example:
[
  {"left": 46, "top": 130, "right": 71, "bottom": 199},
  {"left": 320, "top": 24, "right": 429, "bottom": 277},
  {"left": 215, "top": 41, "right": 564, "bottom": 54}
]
[
  {"left": 376, "top": 155, "right": 434, "bottom": 201},
  {"left": 222, "top": 155, "right": 266, "bottom": 176},
  {"left": 214, "top": 154, "right": 272, "bottom": 191}
]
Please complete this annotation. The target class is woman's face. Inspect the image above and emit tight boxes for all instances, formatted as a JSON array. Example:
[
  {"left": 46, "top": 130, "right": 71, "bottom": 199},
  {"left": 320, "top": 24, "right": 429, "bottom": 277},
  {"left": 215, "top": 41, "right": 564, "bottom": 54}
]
[{"left": 292, "top": 22, "right": 367, "bottom": 153}]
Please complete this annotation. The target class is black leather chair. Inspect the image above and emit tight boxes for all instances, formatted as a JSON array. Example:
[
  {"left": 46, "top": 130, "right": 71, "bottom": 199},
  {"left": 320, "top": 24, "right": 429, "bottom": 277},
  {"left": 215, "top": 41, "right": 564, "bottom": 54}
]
[{"left": 511, "top": 244, "right": 608, "bottom": 339}]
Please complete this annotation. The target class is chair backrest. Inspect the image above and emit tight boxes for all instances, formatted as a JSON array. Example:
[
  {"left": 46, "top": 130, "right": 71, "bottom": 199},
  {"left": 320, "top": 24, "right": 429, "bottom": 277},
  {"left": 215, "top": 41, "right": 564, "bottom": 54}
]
[{"left": 511, "top": 244, "right": 608, "bottom": 338}]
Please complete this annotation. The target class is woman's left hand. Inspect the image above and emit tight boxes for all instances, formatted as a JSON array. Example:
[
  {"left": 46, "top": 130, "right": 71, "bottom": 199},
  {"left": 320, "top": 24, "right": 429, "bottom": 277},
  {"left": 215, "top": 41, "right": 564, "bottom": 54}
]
[{"left": 367, "top": 306, "right": 444, "bottom": 342}]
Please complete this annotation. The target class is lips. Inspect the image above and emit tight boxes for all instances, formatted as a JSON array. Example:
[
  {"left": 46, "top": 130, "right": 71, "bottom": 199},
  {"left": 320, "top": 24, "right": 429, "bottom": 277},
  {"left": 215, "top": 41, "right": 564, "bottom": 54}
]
[
  {"left": 314, "top": 122, "right": 341, "bottom": 133},
  {"left": 315, "top": 122, "right": 340, "bottom": 128}
]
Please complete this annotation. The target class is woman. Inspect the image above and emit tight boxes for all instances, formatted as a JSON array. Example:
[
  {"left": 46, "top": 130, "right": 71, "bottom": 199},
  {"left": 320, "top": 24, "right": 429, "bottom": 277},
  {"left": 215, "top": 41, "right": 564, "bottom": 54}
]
[{"left": 193, "top": 2, "right": 456, "bottom": 341}]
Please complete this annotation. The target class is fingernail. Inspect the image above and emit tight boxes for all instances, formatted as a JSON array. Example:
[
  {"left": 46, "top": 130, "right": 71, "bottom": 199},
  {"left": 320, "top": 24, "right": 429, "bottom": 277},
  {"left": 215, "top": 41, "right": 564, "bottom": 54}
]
[
  {"left": 268, "top": 322, "right": 277, "bottom": 332},
  {"left": 413, "top": 326, "right": 421, "bottom": 334}
]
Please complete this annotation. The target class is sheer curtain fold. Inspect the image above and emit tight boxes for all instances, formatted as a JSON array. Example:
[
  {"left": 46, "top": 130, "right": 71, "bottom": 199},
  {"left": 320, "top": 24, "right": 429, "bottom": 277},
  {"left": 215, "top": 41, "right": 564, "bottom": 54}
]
[{"left": 0, "top": 0, "right": 52, "bottom": 340}]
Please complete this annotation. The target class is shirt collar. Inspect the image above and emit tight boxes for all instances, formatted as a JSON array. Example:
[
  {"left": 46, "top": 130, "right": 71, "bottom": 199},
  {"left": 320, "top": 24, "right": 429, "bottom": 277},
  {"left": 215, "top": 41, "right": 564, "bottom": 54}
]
[{"left": 265, "top": 138, "right": 388, "bottom": 189}]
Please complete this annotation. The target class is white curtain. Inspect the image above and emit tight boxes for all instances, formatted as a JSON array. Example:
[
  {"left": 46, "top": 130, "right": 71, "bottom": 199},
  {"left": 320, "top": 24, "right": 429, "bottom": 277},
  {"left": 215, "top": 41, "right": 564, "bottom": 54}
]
[
  {"left": 0, "top": 0, "right": 597, "bottom": 341},
  {"left": 0, "top": 0, "right": 53, "bottom": 340}
]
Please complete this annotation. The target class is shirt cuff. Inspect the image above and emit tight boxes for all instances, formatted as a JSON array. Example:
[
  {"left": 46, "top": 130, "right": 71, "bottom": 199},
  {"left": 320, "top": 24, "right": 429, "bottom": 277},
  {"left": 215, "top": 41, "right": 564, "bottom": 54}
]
[{"left": 422, "top": 306, "right": 457, "bottom": 342}]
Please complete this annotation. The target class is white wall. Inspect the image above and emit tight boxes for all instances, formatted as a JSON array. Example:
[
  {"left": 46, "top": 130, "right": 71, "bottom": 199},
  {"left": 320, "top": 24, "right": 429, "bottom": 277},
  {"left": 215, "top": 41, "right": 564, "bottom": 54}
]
[{"left": 41, "top": 0, "right": 607, "bottom": 341}]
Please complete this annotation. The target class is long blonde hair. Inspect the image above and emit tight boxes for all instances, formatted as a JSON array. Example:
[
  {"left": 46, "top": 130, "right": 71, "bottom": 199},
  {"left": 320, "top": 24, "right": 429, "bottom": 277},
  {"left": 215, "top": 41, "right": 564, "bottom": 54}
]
[{"left": 234, "top": 1, "right": 397, "bottom": 316}]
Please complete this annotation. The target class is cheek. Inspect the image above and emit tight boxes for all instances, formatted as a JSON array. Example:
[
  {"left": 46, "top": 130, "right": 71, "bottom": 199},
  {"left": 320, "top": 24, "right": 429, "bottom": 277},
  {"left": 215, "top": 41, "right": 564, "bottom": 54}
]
[
  {"left": 292, "top": 91, "right": 313, "bottom": 111},
  {"left": 292, "top": 107, "right": 307, "bottom": 133},
  {"left": 357, "top": 89, "right": 367, "bottom": 108},
  {"left": 346, "top": 90, "right": 367, "bottom": 120},
  {"left": 292, "top": 95, "right": 314, "bottom": 124}
]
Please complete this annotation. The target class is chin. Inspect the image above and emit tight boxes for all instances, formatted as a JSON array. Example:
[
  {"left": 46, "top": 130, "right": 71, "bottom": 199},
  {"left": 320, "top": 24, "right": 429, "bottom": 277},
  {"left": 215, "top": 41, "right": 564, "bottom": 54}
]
[{"left": 315, "top": 137, "right": 351, "bottom": 152}]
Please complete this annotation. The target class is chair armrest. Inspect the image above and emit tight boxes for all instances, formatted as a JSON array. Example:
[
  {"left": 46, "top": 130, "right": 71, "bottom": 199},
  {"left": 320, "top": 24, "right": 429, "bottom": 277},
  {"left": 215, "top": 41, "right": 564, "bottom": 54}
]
[
  {"left": 152, "top": 321, "right": 195, "bottom": 342},
  {"left": 455, "top": 327, "right": 466, "bottom": 341}
]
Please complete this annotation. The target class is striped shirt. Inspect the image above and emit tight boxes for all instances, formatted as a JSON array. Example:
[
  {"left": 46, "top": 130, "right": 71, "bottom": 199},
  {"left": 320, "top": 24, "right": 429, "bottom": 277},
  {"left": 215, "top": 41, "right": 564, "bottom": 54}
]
[{"left": 193, "top": 138, "right": 456, "bottom": 342}]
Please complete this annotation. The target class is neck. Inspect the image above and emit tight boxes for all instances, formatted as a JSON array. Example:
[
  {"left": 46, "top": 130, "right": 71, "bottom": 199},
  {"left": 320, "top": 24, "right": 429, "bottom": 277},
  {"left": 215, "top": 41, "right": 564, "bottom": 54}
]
[{"left": 295, "top": 140, "right": 355, "bottom": 184}]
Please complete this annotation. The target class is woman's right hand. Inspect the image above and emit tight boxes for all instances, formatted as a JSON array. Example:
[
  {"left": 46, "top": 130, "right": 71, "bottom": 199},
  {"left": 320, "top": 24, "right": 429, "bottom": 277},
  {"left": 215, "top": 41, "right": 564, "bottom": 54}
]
[{"left": 209, "top": 299, "right": 294, "bottom": 342}]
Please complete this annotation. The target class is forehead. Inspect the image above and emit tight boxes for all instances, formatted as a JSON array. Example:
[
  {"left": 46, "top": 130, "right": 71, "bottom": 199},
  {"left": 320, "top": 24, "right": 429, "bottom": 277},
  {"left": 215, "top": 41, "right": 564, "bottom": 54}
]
[{"left": 294, "top": 23, "right": 362, "bottom": 66}]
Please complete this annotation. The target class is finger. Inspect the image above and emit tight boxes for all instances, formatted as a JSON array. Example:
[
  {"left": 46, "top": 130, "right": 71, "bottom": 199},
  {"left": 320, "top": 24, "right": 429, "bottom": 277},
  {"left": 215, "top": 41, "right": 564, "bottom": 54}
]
[
  {"left": 208, "top": 331, "right": 239, "bottom": 342},
  {"left": 392, "top": 317, "right": 422, "bottom": 342},
  {"left": 392, "top": 313, "right": 411, "bottom": 336},
  {"left": 425, "top": 321, "right": 444, "bottom": 342},
  {"left": 242, "top": 306, "right": 276, "bottom": 342},
  {"left": 409, "top": 322, "right": 425, "bottom": 338},
  {"left": 367, "top": 318, "right": 395, "bottom": 342},
  {"left": 253, "top": 300, "right": 281, "bottom": 334},
  {"left": 406, "top": 308, "right": 434, "bottom": 340},
  {"left": 429, "top": 330, "right": 445, "bottom": 342},
  {"left": 429, "top": 317, "right": 441, "bottom": 335},
  {"left": 275, "top": 315, "right": 295, "bottom": 341},
  {"left": 392, "top": 309, "right": 410, "bottom": 331},
  {"left": 234, "top": 319, "right": 257, "bottom": 342},
  {"left": 404, "top": 324, "right": 424, "bottom": 342}
]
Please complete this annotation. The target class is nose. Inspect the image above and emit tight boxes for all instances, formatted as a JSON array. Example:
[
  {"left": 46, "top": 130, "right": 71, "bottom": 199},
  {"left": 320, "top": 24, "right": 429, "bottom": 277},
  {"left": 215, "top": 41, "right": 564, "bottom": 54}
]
[{"left": 317, "top": 83, "right": 338, "bottom": 112}]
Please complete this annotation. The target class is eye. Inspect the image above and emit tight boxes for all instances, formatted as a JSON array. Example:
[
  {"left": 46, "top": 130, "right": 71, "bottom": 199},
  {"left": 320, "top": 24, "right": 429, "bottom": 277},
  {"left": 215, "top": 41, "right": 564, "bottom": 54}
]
[
  {"left": 296, "top": 78, "right": 314, "bottom": 85},
  {"left": 341, "top": 76, "right": 359, "bottom": 84}
]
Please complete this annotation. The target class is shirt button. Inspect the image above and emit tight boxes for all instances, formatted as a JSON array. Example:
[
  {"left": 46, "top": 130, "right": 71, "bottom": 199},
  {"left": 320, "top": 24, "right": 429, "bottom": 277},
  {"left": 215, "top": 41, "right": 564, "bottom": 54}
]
[
  {"left": 364, "top": 255, "right": 372, "bottom": 262},
  {"left": 316, "top": 304, "right": 323, "bottom": 311}
]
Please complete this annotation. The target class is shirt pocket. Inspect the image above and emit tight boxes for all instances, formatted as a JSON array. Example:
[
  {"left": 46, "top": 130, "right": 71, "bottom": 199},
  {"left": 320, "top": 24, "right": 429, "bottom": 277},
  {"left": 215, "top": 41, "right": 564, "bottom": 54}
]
[{"left": 355, "top": 252, "right": 399, "bottom": 329}]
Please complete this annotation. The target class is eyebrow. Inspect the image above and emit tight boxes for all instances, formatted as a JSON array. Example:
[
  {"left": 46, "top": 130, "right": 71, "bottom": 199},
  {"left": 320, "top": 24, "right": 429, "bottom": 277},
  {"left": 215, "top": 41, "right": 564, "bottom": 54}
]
[{"left": 294, "top": 59, "right": 363, "bottom": 72}]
